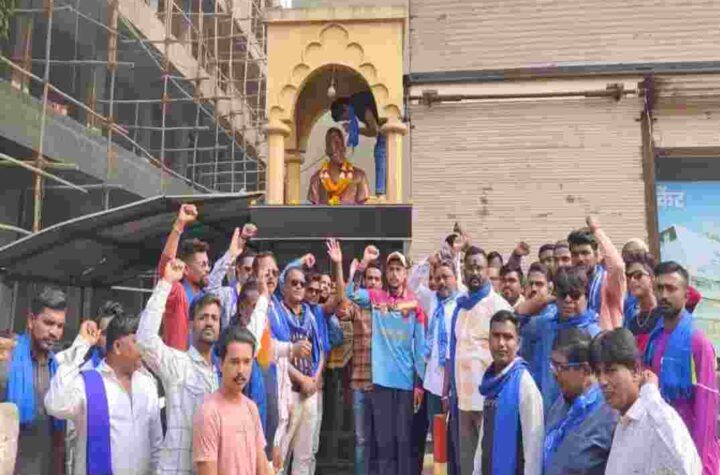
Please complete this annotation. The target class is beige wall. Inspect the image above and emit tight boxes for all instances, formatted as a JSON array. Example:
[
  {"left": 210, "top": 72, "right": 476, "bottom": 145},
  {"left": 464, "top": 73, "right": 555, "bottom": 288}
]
[
  {"left": 408, "top": 96, "right": 647, "bottom": 259},
  {"left": 410, "top": 0, "right": 720, "bottom": 73}
]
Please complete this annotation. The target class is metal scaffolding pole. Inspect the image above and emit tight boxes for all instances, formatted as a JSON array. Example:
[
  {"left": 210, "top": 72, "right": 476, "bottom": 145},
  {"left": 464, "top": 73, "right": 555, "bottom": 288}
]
[
  {"left": 32, "top": 0, "right": 55, "bottom": 232},
  {"left": 106, "top": 0, "right": 119, "bottom": 210},
  {"left": 0, "top": 153, "right": 88, "bottom": 193}
]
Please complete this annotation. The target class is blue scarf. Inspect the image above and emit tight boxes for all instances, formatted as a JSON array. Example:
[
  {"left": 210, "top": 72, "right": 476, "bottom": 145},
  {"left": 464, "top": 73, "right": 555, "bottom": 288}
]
[
  {"left": 456, "top": 281, "right": 492, "bottom": 311},
  {"left": 268, "top": 295, "right": 291, "bottom": 342},
  {"left": 543, "top": 383, "right": 603, "bottom": 471},
  {"left": 644, "top": 309, "right": 695, "bottom": 401},
  {"left": 478, "top": 358, "right": 528, "bottom": 475},
  {"left": 347, "top": 105, "right": 360, "bottom": 148},
  {"left": 81, "top": 370, "right": 112, "bottom": 475},
  {"left": 86, "top": 346, "right": 105, "bottom": 369},
  {"left": 5, "top": 332, "right": 63, "bottom": 431},
  {"left": 622, "top": 293, "right": 638, "bottom": 328},
  {"left": 587, "top": 265, "right": 606, "bottom": 314},
  {"left": 278, "top": 302, "right": 322, "bottom": 374},
  {"left": 425, "top": 291, "right": 458, "bottom": 366}
]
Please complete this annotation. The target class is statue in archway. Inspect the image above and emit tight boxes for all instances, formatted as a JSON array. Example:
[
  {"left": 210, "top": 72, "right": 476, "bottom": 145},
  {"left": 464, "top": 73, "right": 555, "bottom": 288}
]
[
  {"left": 330, "top": 90, "right": 386, "bottom": 199},
  {"left": 308, "top": 128, "right": 370, "bottom": 205}
]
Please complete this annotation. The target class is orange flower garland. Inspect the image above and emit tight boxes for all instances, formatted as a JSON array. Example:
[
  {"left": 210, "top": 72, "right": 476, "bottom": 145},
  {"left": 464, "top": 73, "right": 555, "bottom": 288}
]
[{"left": 320, "top": 160, "right": 354, "bottom": 205}]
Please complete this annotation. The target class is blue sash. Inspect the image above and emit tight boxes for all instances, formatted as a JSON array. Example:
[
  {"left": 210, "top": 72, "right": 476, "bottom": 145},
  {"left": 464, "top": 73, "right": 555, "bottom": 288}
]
[
  {"left": 644, "top": 309, "right": 695, "bottom": 401},
  {"left": 5, "top": 332, "right": 64, "bottom": 431},
  {"left": 478, "top": 358, "right": 528, "bottom": 475},
  {"left": 587, "top": 265, "right": 606, "bottom": 314},
  {"left": 81, "top": 370, "right": 112, "bottom": 475}
]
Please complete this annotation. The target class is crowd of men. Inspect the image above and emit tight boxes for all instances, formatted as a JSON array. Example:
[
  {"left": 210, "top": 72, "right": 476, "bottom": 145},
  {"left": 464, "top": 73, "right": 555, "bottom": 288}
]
[{"left": 0, "top": 204, "right": 718, "bottom": 475}]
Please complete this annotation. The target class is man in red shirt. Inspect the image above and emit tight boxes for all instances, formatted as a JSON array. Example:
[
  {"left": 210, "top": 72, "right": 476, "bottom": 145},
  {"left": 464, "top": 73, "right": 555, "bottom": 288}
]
[{"left": 158, "top": 204, "right": 211, "bottom": 350}]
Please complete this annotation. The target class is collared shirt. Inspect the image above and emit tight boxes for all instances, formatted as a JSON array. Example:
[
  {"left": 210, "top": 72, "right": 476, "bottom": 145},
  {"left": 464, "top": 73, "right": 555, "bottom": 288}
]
[
  {"left": 544, "top": 391, "right": 618, "bottom": 475},
  {"left": 337, "top": 301, "right": 373, "bottom": 391},
  {"left": 478, "top": 361, "right": 544, "bottom": 475},
  {"left": 158, "top": 252, "right": 192, "bottom": 351},
  {"left": 454, "top": 291, "right": 512, "bottom": 411},
  {"left": 423, "top": 295, "right": 458, "bottom": 396},
  {"left": 136, "top": 280, "right": 220, "bottom": 475},
  {"left": 0, "top": 345, "right": 55, "bottom": 475},
  {"left": 605, "top": 384, "right": 702, "bottom": 475},
  {"left": 45, "top": 337, "right": 163, "bottom": 475}
]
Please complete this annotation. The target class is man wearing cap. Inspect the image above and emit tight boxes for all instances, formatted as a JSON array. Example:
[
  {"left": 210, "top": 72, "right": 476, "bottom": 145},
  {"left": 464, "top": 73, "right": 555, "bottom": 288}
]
[{"left": 347, "top": 246, "right": 426, "bottom": 475}]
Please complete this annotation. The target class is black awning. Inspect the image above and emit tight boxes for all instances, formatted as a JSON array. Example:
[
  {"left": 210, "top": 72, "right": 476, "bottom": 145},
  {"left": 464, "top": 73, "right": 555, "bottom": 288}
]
[{"left": 0, "top": 193, "right": 261, "bottom": 287}]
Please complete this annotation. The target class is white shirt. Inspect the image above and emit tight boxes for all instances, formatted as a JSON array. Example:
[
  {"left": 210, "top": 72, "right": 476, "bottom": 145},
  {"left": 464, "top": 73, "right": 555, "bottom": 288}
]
[
  {"left": 422, "top": 295, "right": 458, "bottom": 396},
  {"left": 454, "top": 291, "right": 512, "bottom": 411},
  {"left": 605, "top": 383, "right": 701, "bottom": 475},
  {"left": 45, "top": 337, "right": 163, "bottom": 475},
  {"left": 476, "top": 361, "right": 544, "bottom": 475}
]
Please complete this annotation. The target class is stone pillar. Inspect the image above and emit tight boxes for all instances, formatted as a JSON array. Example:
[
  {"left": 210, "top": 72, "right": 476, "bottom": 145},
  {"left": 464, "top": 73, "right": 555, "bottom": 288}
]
[
  {"left": 381, "top": 118, "right": 408, "bottom": 204},
  {"left": 265, "top": 119, "right": 291, "bottom": 204},
  {"left": 285, "top": 150, "right": 303, "bottom": 204}
]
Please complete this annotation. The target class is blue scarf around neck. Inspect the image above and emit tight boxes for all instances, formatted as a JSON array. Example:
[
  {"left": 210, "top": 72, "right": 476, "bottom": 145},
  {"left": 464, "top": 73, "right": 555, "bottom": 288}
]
[
  {"left": 456, "top": 281, "right": 492, "bottom": 310},
  {"left": 86, "top": 346, "right": 105, "bottom": 369},
  {"left": 268, "top": 295, "right": 291, "bottom": 342},
  {"left": 543, "top": 383, "right": 603, "bottom": 471},
  {"left": 425, "top": 291, "right": 458, "bottom": 366},
  {"left": 478, "top": 358, "right": 528, "bottom": 475},
  {"left": 644, "top": 309, "right": 695, "bottom": 401},
  {"left": 347, "top": 105, "right": 360, "bottom": 148},
  {"left": 6, "top": 332, "right": 63, "bottom": 431},
  {"left": 587, "top": 265, "right": 606, "bottom": 314},
  {"left": 81, "top": 370, "right": 112, "bottom": 475},
  {"left": 278, "top": 301, "right": 321, "bottom": 374}
]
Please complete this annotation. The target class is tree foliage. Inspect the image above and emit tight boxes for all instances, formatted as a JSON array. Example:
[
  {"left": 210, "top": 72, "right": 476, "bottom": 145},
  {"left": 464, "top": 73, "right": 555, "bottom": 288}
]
[{"left": 0, "top": 0, "right": 15, "bottom": 39}]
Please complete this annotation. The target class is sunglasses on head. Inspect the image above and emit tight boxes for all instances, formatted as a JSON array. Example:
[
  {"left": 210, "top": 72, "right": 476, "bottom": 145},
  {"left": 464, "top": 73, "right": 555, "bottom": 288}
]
[{"left": 558, "top": 288, "right": 583, "bottom": 301}]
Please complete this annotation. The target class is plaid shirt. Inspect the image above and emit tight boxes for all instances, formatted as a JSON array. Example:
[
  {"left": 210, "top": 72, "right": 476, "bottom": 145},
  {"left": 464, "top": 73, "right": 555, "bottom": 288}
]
[
  {"left": 136, "top": 281, "right": 220, "bottom": 475},
  {"left": 338, "top": 302, "right": 372, "bottom": 391}
]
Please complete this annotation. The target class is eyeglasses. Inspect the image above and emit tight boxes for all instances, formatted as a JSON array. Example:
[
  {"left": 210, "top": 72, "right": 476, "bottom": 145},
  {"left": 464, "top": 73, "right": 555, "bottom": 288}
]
[
  {"left": 626, "top": 270, "right": 650, "bottom": 281},
  {"left": 289, "top": 279, "right": 306, "bottom": 288},
  {"left": 549, "top": 361, "right": 585, "bottom": 374},
  {"left": 557, "top": 289, "right": 583, "bottom": 301}
]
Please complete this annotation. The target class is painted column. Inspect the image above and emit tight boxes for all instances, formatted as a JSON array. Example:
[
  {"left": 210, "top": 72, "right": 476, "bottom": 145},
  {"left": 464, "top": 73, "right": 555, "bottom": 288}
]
[
  {"left": 381, "top": 118, "right": 408, "bottom": 204},
  {"left": 285, "top": 150, "right": 303, "bottom": 204},
  {"left": 265, "top": 119, "right": 291, "bottom": 204}
]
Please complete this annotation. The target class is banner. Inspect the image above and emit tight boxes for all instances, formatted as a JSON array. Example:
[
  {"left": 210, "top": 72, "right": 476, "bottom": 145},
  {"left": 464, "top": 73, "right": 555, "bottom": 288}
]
[{"left": 657, "top": 181, "right": 720, "bottom": 353}]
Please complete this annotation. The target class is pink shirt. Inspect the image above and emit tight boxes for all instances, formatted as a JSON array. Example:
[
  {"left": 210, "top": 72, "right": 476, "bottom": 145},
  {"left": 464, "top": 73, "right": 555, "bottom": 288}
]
[
  {"left": 192, "top": 392, "right": 266, "bottom": 475},
  {"left": 650, "top": 329, "right": 720, "bottom": 475}
]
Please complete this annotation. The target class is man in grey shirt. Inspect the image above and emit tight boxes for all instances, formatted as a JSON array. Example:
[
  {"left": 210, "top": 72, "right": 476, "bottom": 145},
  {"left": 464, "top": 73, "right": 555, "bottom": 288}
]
[{"left": 0, "top": 287, "right": 67, "bottom": 475}]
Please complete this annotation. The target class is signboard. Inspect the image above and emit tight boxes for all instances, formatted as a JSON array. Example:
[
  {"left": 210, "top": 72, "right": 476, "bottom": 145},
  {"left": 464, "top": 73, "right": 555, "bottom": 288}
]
[{"left": 656, "top": 181, "right": 720, "bottom": 353}]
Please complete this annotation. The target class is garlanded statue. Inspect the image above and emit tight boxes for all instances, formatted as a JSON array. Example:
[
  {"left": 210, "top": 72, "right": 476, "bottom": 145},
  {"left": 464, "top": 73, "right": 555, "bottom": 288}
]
[{"left": 308, "top": 127, "right": 370, "bottom": 205}]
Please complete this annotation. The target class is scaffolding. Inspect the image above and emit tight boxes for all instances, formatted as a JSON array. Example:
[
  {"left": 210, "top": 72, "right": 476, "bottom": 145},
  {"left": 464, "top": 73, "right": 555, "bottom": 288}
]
[{"left": 0, "top": 0, "right": 274, "bottom": 231}]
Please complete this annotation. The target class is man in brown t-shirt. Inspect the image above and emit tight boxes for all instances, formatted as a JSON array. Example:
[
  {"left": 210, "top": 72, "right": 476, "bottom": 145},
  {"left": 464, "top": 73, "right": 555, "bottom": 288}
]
[{"left": 307, "top": 128, "right": 369, "bottom": 205}]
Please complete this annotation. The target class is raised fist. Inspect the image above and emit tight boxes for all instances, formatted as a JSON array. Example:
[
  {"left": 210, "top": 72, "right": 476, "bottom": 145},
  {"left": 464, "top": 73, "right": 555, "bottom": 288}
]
[
  {"left": 79, "top": 320, "right": 101, "bottom": 346},
  {"left": 586, "top": 215, "right": 601, "bottom": 232},
  {"left": 514, "top": 241, "right": 530, "bottom": 257},
  {"left": 177, "top": 204, "right": 198, "bottom": 225},
  {"left": 241, "top": 223, "right": 257, "bottom": 240},
  {"left": 363, "top": 245, "right": 380, "bottom": 263},
  {"left": 301, "top": 253, "right": 316, "bottom": 269},
  {"left": 163, "top": 258, "right": 186, "bottom": 284}
]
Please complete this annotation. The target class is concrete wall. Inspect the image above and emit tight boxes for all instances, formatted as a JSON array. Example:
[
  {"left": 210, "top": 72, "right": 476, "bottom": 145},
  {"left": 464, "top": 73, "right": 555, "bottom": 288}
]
[{"left": 409, "top": 0, "right": 720, "bottom": 73}]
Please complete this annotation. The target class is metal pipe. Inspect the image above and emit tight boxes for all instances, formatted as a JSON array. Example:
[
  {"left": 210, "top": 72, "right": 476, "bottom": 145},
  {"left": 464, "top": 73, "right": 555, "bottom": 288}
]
[
  {"left": 0, "top": 153, "right": 89, "bottom": 193},
  {"left": 117, "top": 125, "right": 211, "bottom": 130},
  {"left": 15, "top": 5, "right": 72, "bottom": 12},
  {"left": 0, "top": 223, "right": 33, "bottom": 236},
  {"left": 28, "top": 59, "right": 134, "bottom": 67},
  {"left": 110, "top": 286, "right": 154, "bottom": 294},
  {"left": 0, "top": 161, "right": 78, "bottom": 169},
  {"left": 40, "top": 183, "right": 125, "bottom": 190},
  {"left": 149, "top": 146, "right": 228, "bottom": 152},
  {"left": 409, "top": 84, "right": 635, "bottom": 104}
]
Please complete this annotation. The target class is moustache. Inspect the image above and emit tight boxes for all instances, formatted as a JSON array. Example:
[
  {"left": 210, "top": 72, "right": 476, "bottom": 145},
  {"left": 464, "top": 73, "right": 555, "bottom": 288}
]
[{"left": 233, "top": 375, "right": 246, "bottom": 384}]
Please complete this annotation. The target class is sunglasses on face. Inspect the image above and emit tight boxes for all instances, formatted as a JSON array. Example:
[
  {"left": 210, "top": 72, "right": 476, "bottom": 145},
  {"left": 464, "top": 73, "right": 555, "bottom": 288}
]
[
  {"left": 549, "top": 360, "right": 585, "bottom": 374},
  {"left": 558, "top": 288, "right": 583, "bottom": 301},
  {"left": 289, "top": 279, "right": 306, "bottom": 288},
  {"left": 626, "top": 270, "right": 649, "bottom": 281},
  {"left": 306, "top": 287, "right": 320, "bottom": 295}
]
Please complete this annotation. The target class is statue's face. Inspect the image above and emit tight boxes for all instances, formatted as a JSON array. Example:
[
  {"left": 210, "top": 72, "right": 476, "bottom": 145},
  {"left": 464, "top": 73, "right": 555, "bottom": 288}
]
[{"left": 327, "top": 130, "right": 346, "bottom": 165}]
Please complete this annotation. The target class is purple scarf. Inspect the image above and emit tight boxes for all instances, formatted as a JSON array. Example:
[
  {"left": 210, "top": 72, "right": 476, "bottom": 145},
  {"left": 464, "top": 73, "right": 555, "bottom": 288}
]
[{"left": 81, "top": 370, "right": 112, "bottom": 475}]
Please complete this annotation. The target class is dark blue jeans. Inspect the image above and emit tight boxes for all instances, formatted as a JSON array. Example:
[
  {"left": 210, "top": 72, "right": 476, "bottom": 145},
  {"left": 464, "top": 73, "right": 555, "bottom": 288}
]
[
  {"left": 374, "top": 134, "right": 387, "bottom": 195},
  {"left": 353, "top": 389, "right": 374, "bottom": 475},
  {"left": 370, "top": 385, "right": 413, "bottom": 475},
  {"left": 261, "top": 363, "right": 278, "bottom": 460}
]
